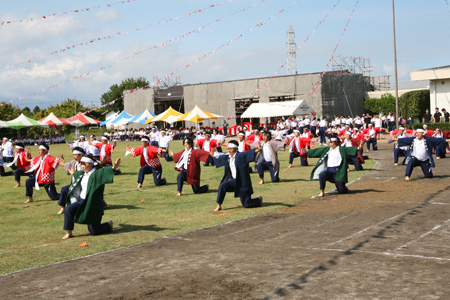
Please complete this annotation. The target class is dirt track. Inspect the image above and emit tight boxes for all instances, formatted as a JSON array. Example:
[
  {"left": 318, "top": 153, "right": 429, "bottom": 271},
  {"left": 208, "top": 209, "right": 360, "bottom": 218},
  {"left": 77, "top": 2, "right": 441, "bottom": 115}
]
[{"left": 1, "top": 141, "right": 450, "bottom": 299}]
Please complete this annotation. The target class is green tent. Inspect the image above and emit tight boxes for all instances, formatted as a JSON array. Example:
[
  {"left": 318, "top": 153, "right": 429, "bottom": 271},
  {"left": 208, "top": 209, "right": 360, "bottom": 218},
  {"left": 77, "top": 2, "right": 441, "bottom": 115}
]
[{"left": 2, "top": 113, "right": 49, "bottom": 130}]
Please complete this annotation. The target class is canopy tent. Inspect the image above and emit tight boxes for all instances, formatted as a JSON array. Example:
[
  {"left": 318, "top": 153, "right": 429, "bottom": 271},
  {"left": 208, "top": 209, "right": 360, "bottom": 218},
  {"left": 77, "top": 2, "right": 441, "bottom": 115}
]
[
  {"left": 3, "top": 114, "right": 49, "bottom": 129},
  {"left": 177, "top": 105, "right": 223, "bottom": 124},
  {"left": 99, "top": 117, "right": 114, "bottom": 128},
  {"left": 127, "top": 109, "right": 155, "bottom": 124},
  {"left": 39, "top": 112, "right": 71, "bottom": 128},
  {"left": 0, "top": 121, "right": 7, "bottom": 128},
  {"left": 240, "top": 100, "right": 315, "bottom": 119},
  {"left": 145, "top": 106, "right": 183, "bottom": 125},
  {"left": 101, "top": 110, "right": 134, "bottom": 127},
  {"left": 66, "top": 112, "right": 101, "bottom": 127}
]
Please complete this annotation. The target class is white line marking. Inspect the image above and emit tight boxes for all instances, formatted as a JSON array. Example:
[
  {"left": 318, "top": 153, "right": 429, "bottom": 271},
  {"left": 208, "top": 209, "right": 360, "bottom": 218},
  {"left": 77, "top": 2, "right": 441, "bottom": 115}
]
[
  {"left": 396, "top": 218, "right": 450, "bottom": 250},
  {"left": 328, "top": 213, "right": 404, "bottom": 246},
  {"left": 429, "top": 202, "right": 450, "bottom": 205},
  {"left": 307, "top": 247, "right": 450, "bottom": 262},
  {"left": 315, "top": 213, "right": 356, "bottom": 228},
  {"left": 382, "top": 177, "right": 397, "bottom": 183}
]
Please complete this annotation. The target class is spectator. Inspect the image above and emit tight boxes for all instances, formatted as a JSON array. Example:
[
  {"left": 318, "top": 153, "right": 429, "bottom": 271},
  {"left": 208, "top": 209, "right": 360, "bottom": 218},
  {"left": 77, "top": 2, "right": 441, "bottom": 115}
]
[
  {"left": 433, "top": 107, "right": 442, "bottom": 123},
  {"left": 442, "top": 108, "right": 449, "bottom": 123},
  {"left": 223, "top": 120, "right": 229, "bottom": 136},
  {"left": 422, "top": 109, "right": 432, "bottom": 123}
]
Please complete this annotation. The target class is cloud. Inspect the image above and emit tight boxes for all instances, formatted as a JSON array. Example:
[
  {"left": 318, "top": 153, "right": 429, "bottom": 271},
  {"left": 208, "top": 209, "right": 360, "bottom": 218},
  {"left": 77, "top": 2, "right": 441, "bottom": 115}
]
[{"left": 94, "top": 9, "right": 122, "bottom": 23}]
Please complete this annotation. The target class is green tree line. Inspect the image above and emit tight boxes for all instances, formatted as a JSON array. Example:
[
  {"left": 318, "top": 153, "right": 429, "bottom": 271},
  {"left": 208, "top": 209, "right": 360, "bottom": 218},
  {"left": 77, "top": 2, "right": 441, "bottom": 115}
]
[{"left": 364, "top": 90, "right": 429, "bottom": 121}]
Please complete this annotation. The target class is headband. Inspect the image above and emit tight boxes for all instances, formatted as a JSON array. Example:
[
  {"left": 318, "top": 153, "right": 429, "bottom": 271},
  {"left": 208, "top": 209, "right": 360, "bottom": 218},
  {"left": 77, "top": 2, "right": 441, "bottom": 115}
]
[
  {"left": 293, "top": 129, "right": 300, "bottom": 133},
  {"left": 15, "top": 145, "right": 24, "bottom": 149},
  {"left": 227, "top": 143, "right": 239, "bottom": 148},
  {"left": 416, "top": 129, "right": 424, "bottom": 133},
  {"left": 238, "top": 132, "right": 245, "bottom": 136},
  {"left": 72, "top": 150, "right": 84, "bottom": 155},
  {"left": 39, "top": 145, "right": 48, "bottom": 151},
  {"left": 399, "top": 127, "right": 405, "bottom": 130},
  {"left": 80, "top": 157, "right": 98, "bottom": 165},
  {"left": 101, "top": 136, "right": 108, "bottom": 140},
  {"left": 330, "top": 137, "right": 338, "bottom": 141},
  {"left": 80, "top": 135, "right": 85, "bottom": 138},
  {"left": 141, "top": 138, "right": 149, "bottom": 142}
]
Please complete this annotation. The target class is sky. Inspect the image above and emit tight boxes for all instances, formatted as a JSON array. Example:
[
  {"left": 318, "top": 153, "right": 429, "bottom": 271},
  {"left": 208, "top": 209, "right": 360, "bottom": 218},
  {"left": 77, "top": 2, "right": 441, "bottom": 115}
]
[{"left": 0, "top": 0, "right": 449, "bottom": 111}]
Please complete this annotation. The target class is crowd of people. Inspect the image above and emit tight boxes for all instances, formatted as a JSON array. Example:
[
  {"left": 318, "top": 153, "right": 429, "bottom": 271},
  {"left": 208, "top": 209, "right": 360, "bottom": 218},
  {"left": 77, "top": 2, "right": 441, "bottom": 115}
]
[{"left": 1, "top": 111, "right": 449, "bottom": 241}]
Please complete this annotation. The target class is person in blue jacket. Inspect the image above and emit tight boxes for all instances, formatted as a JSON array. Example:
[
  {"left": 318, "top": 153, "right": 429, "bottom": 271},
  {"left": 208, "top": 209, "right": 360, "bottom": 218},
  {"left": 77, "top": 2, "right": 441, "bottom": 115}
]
[
  {"left": 392, "top": 128, "right": 450, "bottom": 180},
  {"left": 212, "top": 140, "right": 263, "bottom": 211}
]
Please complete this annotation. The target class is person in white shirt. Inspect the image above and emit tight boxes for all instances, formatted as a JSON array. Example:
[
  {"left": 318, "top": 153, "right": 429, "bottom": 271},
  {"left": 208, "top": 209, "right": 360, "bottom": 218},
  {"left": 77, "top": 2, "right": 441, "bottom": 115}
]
[
  {"left": 2, "top": 137, "right": 15, "bottom": 170},
  {"left": 391, "top": 129, "right": 450, "bottom": 180},
  {"left": 254, "top": 131, "right": 286, "bottom": 184},
  {"left": 307, "top": 135, "right": 358, "bottom": 197},
  {"left": 159, "top": 130, "right": 174, "bottom": 161},
  {"left": 61, "top": 155, "right": 121, "bottom": 240},
  {"left": 149, "top": 127, "right": 160, "bottom": 146},
  {"left": 212, "top": 140, "right": 263, "bottom": 211},
  {"left": 318, "top": 117, "right": 328, "bottom": 145},
  {"left": 86, "top": 135, "right": 100, "bottom": 161}
]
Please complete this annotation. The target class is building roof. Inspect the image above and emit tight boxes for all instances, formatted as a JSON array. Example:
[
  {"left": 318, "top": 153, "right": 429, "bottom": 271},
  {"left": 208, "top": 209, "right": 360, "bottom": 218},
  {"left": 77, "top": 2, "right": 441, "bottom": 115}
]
[{"left": 410, "top": 66, "right": 450, "bottom": 81}]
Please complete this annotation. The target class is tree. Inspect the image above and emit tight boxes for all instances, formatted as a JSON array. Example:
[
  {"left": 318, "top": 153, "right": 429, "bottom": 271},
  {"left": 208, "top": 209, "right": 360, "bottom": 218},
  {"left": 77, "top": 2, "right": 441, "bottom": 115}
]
[
  {"left": 100, "top": 77, "right": 149, "bottom": 112},
  {"left": 364, "top": 93, "right": 396, "bottom": 114},
  {"left": 399, "top": 90, "right": 429, "bottom": 121},
  {"left": 0, "top": 103, "right": 21, "bottom": 121},
  {"left": 32, "top": 106, "right": 41, "bottom": 115},
  {"left": 21, "top": 106, "right": 32, "bottom": 117}
]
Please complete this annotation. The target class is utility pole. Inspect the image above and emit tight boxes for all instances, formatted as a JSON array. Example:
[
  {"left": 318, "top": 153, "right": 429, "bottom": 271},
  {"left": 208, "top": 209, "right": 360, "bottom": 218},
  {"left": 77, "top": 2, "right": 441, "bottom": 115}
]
[
  {"left": 75, "top": 100, "right": 79, "bottom": 139},
  {"left": 392, "top": 0, "right": 399, "bottom": 129}
]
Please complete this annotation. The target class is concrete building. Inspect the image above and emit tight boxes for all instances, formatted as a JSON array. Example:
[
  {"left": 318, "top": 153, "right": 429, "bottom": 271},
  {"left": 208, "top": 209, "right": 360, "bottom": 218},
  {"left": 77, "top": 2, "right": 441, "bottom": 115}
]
[
  {"left": 411, "top": 66, "right": 450, "bottom": 109},
  {"left": 124, "top": 71, "right": 370, "bottom": 127}
]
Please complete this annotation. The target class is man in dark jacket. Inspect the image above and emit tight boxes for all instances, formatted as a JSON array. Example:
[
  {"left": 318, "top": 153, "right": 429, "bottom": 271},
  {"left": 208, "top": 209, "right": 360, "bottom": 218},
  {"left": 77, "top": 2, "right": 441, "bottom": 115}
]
[{"left": 212, "top": 140, "right": 262, "bottom": 211}]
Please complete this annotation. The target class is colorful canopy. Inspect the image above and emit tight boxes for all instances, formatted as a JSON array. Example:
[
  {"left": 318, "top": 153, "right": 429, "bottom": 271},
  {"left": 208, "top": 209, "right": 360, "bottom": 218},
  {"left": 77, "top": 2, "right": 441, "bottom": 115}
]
[
  {"left": 39, "top": 112, "right": 71, "bottom": 128},
  {"left": 127, "top": 109, "right": 155, "bottom": 124},
  {"left": 66, "top": 112, "right": 101, "bottom": 127},
  {"left": 3, "top": 113, "right": 49, "bottom": 129},
  {"left": 177, "top": 105, "right": 223, "bottom": 124},
  {"left": 100, "top": 110, "right": 133, "bottom": 127},
  {"left": 145, "top": 106, "right": 182, "bottom": 124}
]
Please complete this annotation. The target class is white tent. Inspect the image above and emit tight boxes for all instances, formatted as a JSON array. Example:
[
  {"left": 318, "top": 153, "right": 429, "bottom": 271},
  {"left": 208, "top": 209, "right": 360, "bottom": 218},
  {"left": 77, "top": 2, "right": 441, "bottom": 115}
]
[
  {"left": 127, "top": 109, "right": 155, "bottom": 124},
  {"left": 240, "top": 100, "right": 315, "bottom": 118}
]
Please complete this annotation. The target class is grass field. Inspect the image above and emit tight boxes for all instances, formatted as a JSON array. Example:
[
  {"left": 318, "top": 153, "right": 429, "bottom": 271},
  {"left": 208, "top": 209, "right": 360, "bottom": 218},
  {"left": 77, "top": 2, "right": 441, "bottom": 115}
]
[{"left": 0, "top": 139, "right": 374, "bottom": 274}]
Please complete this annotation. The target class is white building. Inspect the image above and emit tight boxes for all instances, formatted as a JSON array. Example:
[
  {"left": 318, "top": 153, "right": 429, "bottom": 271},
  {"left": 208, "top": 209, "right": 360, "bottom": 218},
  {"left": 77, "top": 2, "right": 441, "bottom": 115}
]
[{"left": 411, "top": 65, "right": 450, "bottom": 110}]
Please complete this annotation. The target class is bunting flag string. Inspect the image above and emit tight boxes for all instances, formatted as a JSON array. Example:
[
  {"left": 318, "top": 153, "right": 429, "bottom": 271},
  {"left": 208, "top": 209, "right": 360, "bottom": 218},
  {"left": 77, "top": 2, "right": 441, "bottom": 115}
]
[
  {"left": 0, "top": 2, "right": 231, "bottom": 71},
  {"left": 1, "top": 0, "right": 137, "bottom": 26},
  {"left": 250, "top": 0, "right": 342, "bottom": 100},
  {"left": 64, "top": 0, "right": 302, "bottom": 117},
  {"left": 2, "top": 0, "right": 275, "bottom": 106},
  {"left": 305, "top": 0, "right": 360, "bottom": 99}
]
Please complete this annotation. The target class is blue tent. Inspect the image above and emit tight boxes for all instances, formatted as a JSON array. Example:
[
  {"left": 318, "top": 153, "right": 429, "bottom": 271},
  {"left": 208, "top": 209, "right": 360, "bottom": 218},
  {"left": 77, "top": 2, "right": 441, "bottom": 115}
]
[
  {"left": 127, "top": 109, "right": 155, "bottom": 124},
  {"left": 100, "top": 111, "right": 134, "bottom": 127}
]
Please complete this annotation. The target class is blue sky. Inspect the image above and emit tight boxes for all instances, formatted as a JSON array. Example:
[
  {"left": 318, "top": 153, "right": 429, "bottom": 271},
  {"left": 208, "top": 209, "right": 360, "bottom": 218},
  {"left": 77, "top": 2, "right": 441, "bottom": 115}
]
[{"left": 0, "top": 0, "right": 449, "bottom": 110}]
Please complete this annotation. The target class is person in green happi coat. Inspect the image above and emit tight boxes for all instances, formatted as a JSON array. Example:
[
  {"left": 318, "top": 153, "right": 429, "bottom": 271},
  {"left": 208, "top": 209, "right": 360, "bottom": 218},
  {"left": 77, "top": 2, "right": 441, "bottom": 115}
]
[
  {"left": 62, "top": 155, "right": 121, "bottom": 240},
  {"left": 307, "top": 134, "right": 358, "bottom": 197}
]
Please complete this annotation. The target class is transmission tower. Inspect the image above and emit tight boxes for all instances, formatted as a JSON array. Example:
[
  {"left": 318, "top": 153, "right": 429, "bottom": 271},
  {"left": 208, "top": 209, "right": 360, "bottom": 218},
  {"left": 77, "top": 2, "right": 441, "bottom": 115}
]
[{"left": 286, "top": 25, "right": 297, "bottom": 75}]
